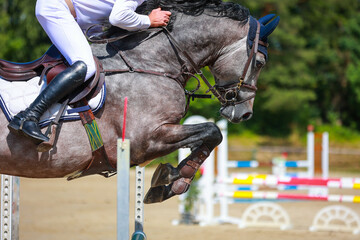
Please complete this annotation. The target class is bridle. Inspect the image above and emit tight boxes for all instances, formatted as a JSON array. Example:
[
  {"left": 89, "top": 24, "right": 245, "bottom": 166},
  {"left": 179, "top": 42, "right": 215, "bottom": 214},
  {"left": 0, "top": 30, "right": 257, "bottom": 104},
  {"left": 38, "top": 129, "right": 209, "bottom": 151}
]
[
  {"left": 163, "top": 20, "right": 267, "bottom": 107},
  {"left": 214, "top": 21, "right": 267, "bottom": 106},
  {"left": 100, "top": 20, "right": 268, "bottom": 108}
]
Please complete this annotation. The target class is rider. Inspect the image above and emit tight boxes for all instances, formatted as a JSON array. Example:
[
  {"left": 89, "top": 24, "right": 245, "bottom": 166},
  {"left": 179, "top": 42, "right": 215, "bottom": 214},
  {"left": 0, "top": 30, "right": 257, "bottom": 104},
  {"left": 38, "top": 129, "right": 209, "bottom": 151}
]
[{"left": 8, "top": 0, "right": 171, "bottom": 145}]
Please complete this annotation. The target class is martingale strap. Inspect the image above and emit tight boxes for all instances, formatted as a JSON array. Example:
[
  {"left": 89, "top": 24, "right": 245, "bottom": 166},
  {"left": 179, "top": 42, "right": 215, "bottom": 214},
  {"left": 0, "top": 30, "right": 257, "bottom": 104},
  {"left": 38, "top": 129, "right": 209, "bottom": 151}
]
[{"left": 67, "top": 100, "right": 116, "bottom": 180}]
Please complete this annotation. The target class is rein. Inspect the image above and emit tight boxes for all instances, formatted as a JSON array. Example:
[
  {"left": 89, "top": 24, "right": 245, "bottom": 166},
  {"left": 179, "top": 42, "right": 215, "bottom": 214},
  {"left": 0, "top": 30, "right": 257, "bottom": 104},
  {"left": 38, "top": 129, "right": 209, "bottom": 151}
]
[{"left": 102, "top": 20, "right": 266, "bottom": 108}]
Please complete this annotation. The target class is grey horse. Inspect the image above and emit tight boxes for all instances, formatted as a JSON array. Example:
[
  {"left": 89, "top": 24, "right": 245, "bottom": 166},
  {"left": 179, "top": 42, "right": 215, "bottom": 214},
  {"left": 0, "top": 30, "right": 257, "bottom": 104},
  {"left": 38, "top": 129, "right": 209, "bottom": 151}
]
[{"left": 0, "top": 0, "right": 279, "bottom": 203}]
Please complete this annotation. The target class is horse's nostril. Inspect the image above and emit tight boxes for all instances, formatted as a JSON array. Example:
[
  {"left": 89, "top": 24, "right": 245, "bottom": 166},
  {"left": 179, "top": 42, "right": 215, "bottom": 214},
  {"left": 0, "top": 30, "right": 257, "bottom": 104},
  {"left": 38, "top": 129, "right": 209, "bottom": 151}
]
[{"left": 242, "top": 112, "right": 252, "bottom": 121}]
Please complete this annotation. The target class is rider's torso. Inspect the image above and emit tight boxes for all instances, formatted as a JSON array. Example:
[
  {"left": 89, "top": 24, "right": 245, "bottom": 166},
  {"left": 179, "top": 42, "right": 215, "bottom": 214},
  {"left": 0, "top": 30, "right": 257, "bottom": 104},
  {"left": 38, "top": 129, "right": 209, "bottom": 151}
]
[{"left": 72, "top": 0, "right": 147, "bottom": 30}]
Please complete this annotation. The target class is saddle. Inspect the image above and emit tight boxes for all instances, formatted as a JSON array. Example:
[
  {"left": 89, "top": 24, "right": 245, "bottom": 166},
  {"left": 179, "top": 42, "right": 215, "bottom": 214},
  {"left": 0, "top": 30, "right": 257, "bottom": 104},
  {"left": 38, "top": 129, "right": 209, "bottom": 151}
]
[
  {"left": 0, "top": 45, "right": 105, "bottom": 104},
  {"left": 0, "top": 45, "right": 115, "bottom": 180},
  {"left": 0, "top": 45, "right": 65, "bottom": 82}
]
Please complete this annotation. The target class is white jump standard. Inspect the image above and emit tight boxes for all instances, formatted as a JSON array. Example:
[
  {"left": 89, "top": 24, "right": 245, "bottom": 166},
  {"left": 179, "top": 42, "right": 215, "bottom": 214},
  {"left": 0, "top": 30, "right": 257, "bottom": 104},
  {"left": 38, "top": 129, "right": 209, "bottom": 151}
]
[
  {"left": 175, "top": 116, "right": 360, "bottom": 234},
  {"left": 117, "top": 97, "right": 146, "bottom": 240},
  {"left": 117, "top": 139, "right": 147, "bottom": 240},
  {"left": 0, "top": 175, "right": 20, "bottom": 240}
]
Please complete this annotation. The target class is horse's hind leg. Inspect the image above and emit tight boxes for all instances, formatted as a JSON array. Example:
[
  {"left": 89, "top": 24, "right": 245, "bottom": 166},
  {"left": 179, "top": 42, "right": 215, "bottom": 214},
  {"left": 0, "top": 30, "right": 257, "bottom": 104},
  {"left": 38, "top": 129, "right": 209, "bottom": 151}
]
[{"left": 143, "top": 122, "right": 222, "bottom": 204}]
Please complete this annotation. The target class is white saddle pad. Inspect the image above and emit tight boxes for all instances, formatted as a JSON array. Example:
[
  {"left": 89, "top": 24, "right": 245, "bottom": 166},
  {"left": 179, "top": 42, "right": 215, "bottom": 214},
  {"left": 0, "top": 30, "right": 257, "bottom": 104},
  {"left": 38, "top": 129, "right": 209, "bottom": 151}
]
[{"left": 0, "top": 76, "right": 105, "bottom": 128}]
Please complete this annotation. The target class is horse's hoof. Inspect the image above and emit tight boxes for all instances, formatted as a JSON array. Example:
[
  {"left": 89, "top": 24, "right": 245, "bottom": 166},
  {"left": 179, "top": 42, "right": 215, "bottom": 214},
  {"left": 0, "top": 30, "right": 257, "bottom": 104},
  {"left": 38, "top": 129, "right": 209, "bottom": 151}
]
[
  {"left": 144, "top": 185, "right": 175, "bottom": 204},
  {"left": 151, "top": 163, "right": 180, "bottom": 187}
]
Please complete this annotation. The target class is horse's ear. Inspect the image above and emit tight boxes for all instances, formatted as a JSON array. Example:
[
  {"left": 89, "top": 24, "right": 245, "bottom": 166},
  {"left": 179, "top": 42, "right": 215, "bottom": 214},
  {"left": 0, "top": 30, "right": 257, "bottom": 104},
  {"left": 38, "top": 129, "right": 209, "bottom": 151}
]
[
  {"left": 259, "top": 14, "right": 276, "bottom": 25},
  {"left": 260, "top": 16, "right": 280, "bottom": 39}
]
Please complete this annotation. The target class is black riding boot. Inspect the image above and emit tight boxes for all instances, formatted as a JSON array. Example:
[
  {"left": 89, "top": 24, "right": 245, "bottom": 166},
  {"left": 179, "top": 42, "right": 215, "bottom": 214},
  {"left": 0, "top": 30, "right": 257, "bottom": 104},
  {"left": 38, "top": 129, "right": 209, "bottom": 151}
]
[{"left": 8, "top": 61, "right": 87, "bottom": 144}]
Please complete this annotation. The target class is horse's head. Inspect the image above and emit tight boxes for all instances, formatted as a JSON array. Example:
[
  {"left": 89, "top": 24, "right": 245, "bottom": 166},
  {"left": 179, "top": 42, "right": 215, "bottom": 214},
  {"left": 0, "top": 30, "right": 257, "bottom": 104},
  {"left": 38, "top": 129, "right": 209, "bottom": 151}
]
[{"left": 210, "top": 14, "right": 280, "bottom": 123}]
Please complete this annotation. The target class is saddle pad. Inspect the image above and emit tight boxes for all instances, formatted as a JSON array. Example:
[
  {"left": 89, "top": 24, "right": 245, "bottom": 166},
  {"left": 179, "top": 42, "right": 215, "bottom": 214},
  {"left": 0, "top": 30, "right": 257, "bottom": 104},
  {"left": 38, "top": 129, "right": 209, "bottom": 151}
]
[{"left": 0, "top": 76, "right": 105, "bottom": 128}]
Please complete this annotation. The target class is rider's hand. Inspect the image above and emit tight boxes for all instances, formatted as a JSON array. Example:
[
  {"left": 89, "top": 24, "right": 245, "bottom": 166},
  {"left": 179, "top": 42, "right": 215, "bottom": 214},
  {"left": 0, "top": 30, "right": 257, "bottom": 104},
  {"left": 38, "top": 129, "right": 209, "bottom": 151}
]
[{"left": 149, "top": 8, "right": 171, "bottom": 27}]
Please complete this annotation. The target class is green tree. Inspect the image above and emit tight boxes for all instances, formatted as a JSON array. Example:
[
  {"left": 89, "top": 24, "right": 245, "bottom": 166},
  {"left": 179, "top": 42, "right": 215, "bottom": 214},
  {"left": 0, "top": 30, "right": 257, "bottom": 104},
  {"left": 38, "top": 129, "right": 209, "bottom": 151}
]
[
  {"left": 229, "top": 0, "right": 360, "bottom": 135},
  {"left": 0, "top": 0, "right": 50, "bottom": 62}
]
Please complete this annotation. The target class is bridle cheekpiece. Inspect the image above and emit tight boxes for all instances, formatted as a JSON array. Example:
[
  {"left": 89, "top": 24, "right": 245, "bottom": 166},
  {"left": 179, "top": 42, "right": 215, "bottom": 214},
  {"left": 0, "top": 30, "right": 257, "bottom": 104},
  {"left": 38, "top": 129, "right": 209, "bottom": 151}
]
[{"left": 214, "top": 21, "right": 268, "bottom": 106}]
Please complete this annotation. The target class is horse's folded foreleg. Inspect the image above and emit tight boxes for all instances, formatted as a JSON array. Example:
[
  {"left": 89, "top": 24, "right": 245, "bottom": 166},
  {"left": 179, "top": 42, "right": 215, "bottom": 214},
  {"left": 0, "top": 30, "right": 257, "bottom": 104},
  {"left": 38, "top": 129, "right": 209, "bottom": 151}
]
[
  {"left": 143, "top": 122, "right": 222, "bottom": 204},
  {"left": 145, "top": 143, "right": 213, "bottom": 204},
  {"left": 144, "top": 177, "right": 192, "bottom": 204},
  {"left": 150, "top": 144, "right": 210, "bottom": 187}
]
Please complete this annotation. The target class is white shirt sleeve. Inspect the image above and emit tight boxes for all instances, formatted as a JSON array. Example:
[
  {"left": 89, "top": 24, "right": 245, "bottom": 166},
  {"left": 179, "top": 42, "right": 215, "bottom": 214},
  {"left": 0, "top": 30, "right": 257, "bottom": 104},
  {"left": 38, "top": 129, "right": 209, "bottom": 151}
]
[{"left": 109, "top": 0, "right": 151, "bottom": 31}]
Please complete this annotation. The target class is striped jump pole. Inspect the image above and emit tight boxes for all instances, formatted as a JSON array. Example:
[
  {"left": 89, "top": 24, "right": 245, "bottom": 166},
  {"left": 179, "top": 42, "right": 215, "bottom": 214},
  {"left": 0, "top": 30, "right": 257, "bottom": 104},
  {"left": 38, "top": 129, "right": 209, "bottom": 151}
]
[
  {"left": 227, "top": 160, "right": 259, "bottom": 168},
  {"left": 227, "top": 160, "right": 311, "bottom": 168},
  {"left": 222, "top": 191, "right": 360, "bottom": 203},
  {"left": 275, "top": 161, "right": 311, "bottom": 168},
  {"left": 224, "top": 174, "right": 360, "bottom": 189}
]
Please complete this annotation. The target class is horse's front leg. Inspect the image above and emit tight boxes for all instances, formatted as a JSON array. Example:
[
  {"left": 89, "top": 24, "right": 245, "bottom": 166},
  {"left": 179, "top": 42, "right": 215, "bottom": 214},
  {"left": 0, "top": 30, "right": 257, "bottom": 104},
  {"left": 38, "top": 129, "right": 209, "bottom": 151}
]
[{"left": 144, "top": 122, "right": 222, "bottom": 204}]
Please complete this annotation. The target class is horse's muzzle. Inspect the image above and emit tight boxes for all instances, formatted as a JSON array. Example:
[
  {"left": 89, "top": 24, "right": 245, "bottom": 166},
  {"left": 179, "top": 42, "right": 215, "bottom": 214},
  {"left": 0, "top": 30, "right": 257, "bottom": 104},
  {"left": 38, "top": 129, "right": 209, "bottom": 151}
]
[{"left": 220, "top": 105, "right": 253, "bottom": 123}]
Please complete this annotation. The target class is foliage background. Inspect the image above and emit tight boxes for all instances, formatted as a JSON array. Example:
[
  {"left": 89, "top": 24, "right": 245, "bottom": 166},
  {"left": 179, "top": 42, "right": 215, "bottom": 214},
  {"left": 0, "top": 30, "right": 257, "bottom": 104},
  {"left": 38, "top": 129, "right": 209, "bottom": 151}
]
[
  {"left": 184, "top": 0, "right": 360, "bottom": 145},
  {"left": 1, "top": 0, "right": 360, "bottom": 143}
]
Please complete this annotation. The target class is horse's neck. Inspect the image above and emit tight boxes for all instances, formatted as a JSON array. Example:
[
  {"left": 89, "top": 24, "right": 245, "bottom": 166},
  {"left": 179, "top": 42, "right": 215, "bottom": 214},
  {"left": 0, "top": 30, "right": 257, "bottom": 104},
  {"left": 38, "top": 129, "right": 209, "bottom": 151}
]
[
  {"left": 93, "top": 14, "right": 249, "bottom": 84},
  {"left": 170, "top": 14, "right": 249, "bottom": 69}
]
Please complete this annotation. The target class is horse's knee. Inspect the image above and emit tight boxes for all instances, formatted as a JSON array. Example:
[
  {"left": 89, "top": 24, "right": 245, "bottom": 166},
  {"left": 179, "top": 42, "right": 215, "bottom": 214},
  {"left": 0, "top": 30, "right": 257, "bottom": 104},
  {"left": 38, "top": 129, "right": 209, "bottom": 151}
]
[{"left": 204, "top": 122, "right": 223, "bottom": 149}]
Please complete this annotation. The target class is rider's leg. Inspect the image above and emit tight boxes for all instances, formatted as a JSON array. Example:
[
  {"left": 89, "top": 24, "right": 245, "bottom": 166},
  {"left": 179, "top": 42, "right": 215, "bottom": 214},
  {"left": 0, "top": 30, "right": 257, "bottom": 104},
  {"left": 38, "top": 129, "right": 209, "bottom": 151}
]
[
  {"left": 35, "top": 0, "right": 96, "bottom": 80},
  {"left": 8, "top": 61, "right": 87, "bottom": 143},
  {"left": 7, "top": 0, "right": 96, "bottom": 144}
]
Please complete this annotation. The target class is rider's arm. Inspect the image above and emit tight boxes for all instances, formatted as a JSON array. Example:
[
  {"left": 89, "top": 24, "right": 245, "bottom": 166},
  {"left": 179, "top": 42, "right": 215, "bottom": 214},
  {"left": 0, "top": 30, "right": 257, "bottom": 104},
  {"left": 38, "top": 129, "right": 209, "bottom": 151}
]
[
  {"left": 109, "top": 0, "right": 150, "bottom": 31},
  {"left": 109, "top": 0, "right": 171, "bottom": 30}
]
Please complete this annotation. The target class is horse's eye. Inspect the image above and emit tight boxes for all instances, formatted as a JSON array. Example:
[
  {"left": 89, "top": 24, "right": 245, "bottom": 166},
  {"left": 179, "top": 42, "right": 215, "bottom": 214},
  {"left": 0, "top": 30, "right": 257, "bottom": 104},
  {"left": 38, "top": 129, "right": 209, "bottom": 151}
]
[{"left": 256, "top": 60, "right": 265, "bottom": 69}]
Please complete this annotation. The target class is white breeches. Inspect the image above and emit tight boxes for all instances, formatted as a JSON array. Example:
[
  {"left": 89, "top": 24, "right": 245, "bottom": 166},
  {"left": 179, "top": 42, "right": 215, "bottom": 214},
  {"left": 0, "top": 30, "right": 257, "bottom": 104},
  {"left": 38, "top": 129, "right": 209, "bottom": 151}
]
[{"left": 35, "top": 0, "right": 96, "bottom": 81}]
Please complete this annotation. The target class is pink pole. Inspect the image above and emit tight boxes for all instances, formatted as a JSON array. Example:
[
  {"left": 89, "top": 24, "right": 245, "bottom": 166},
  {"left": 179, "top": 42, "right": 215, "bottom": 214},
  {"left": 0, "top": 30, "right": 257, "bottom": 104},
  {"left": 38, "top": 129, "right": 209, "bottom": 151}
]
[
  {"left": 122, "top": 97, "right": 128, "bottom": 142},
  {"left": 226, "top": 191, "right": 360, "bottom": 203},
  {"left": 277, "top": 178, "right": 332, "bottom": 186},
  {"left": 277, "top": 193, "right": 327, "bottom": 201}
]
